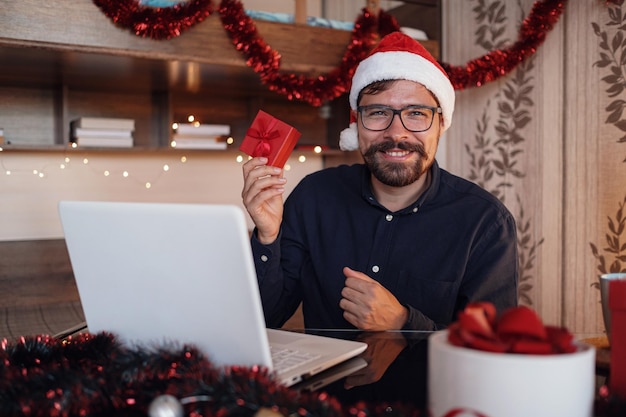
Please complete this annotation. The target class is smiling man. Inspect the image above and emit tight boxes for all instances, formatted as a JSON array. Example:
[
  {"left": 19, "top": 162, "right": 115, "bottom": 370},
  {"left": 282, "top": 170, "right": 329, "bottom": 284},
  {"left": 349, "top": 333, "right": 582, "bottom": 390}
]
[{"left": 241, "top": 32, "right": 519, "bottom": 331}]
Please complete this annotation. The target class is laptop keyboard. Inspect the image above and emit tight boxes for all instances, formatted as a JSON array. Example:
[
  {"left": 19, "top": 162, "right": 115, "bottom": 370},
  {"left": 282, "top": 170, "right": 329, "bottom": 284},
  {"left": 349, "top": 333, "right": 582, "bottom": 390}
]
[{"left": 270, "top": 345, "right": 321, "bottom": 373}]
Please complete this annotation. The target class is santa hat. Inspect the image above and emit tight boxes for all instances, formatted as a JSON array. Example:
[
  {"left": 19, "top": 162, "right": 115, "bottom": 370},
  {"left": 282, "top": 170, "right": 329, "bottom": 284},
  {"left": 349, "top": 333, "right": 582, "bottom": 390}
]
[{"left": 339, "top": 32, "right": 455, "bottom": 151}]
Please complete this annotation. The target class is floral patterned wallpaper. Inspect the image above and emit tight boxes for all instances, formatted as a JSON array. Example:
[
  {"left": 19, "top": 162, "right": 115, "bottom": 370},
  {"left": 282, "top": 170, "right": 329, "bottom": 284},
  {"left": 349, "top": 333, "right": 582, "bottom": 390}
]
[{"left": 444, "top": 0, "right": 625, "bottom": 335}]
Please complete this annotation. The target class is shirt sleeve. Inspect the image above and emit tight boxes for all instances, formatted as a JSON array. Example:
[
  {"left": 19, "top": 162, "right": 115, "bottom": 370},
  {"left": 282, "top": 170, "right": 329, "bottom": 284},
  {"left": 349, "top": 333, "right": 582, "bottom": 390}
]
[
  {"left": 402, "top": 304, "right": 438, "bottom": 331},
  {"left": 250, "top": 230, "right": 302, "bottom": 327},
  {"left": 456, "top": 211, "right": 519, "bottom": 316}
]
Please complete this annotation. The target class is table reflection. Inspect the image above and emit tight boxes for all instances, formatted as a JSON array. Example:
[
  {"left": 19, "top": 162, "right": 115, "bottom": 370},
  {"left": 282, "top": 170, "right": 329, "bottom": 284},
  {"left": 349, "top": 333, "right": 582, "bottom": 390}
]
[{"left": 286, "top": 329, "right": 431, "bottom": 409}]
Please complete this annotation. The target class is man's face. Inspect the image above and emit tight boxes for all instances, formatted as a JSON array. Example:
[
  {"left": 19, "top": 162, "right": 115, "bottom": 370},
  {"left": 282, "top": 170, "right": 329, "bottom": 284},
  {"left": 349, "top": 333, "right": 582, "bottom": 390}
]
[{"left": 357, "top": 80, "right": 442, "bottom": 188}]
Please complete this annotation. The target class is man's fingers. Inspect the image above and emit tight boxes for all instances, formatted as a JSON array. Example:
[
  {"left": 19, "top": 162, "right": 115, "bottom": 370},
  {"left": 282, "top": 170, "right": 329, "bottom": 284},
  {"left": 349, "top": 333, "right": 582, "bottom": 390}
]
[
  {"left": 243, "top": 158, "right": 282, "bottom": 185},
  {"left": 244, "top": 176, "right": 285, "bottom": 202},
  {"left": 242, "top": 164, "right": 286, "bottom": 205},
  {"left": 343, "top": 266, "right": 376, "bottom": 283}
]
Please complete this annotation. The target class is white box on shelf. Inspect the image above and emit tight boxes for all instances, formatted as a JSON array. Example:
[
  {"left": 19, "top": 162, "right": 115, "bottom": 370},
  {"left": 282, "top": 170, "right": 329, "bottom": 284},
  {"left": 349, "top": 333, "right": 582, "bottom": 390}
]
[
  {"left": 174, "top": 123, "right": 230, "bottom": 136},
  {"left": 71, "top": 136, "right": 134, "bottom": 148},
  {"left": 71, "top": 127, "right": 134, "bottom": 138},
  {"left": 171, "top": 137, "right": 228, "bottom": 150},
  {"left": 72, "top": 117, "right": 135, "bottom": 131}
]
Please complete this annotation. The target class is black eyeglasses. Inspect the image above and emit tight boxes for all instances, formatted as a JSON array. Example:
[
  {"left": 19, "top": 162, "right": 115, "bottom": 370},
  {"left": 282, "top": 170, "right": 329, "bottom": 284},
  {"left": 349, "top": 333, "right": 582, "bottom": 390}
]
[{"left": 357, "top": 104, "right": 442, "bottom": 132}]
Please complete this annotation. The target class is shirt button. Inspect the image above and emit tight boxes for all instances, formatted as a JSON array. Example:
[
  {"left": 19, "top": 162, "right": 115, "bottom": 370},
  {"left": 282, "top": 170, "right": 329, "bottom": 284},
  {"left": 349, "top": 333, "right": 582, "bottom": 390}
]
[
  {"left": 413, "top": 207, "right": 418, "bottom": 213},
  {"left": 372, "top": 265, "right": 380, "bottom": 273},
  {"left": 385, "top": 214, "right": 393, "bottom": 221},
  {"left": 260, "top": 255, "right": 268, "bottom": 262}
]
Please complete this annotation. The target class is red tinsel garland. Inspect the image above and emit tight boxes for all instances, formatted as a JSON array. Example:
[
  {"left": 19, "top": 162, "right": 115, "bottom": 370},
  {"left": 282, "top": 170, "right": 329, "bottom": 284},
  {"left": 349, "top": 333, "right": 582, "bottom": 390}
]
[
  {"left": 218, "top": 0, "right": 399, "bottom": 106},
  {"left": 92, "top": 0, "right": 213, "bottom": 39},
  {"left": 92, "top": 0, "right": 568, "bottom": 105},
  {"left": 441, "top": 0, "right": 568, "bottom": 89}
]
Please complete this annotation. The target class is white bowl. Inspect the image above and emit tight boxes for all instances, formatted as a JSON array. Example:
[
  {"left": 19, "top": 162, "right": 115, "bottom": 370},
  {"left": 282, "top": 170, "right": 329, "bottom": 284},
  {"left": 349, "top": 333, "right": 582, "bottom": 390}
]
[{"left": 428, "top": 330, "right": 596, "bottom": 417}]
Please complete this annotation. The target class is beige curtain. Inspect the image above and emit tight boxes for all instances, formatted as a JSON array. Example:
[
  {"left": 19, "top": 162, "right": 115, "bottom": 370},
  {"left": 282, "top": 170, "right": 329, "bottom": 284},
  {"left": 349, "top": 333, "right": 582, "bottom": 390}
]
[{"left": 442, "top": 0, "right": 626, "bottom": 337}]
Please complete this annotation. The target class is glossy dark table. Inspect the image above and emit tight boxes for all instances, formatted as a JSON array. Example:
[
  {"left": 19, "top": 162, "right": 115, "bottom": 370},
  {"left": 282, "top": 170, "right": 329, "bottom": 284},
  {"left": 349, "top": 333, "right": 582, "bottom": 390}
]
[
  {"left": 285, "top": 329, "right": 622, "bottom": 417},
  {"left": 284, "top": 329, "right": 432, "bottom": 410}
]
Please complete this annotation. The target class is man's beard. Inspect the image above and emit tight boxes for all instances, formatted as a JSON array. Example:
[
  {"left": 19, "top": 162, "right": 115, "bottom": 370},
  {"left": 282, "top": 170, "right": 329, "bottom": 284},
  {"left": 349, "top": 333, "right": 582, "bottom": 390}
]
[{"left": 362, "top": 140, "right": 430, "bottom": 187}]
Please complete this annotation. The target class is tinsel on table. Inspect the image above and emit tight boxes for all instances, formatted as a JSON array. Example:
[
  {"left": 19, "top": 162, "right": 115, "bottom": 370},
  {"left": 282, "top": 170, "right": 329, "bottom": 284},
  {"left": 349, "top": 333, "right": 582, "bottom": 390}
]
[
  {"left": 91, "top": 0, "right": 571, "bottom": 105},
  {"left": 0, "top": 332, "right": 421, "bottom": 417}
]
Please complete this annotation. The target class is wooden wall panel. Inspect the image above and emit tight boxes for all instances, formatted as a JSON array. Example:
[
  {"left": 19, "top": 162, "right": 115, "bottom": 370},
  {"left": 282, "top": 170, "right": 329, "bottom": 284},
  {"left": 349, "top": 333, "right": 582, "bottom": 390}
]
[{"left": 442, "top": 0, "right": 626, "bottom": 337}]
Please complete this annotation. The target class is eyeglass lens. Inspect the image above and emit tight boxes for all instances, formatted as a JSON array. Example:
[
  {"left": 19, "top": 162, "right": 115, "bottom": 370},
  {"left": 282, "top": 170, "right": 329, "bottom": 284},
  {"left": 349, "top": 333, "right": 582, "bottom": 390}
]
[{"left": 359, "top": 105, "right": 439, "bottom": 132}]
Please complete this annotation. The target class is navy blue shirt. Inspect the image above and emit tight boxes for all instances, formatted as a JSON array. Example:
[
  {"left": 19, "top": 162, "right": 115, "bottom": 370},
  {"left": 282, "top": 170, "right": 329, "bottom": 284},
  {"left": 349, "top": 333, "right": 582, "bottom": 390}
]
[{"left": 251, "top": 161, "right": 518, "bottom": 330}]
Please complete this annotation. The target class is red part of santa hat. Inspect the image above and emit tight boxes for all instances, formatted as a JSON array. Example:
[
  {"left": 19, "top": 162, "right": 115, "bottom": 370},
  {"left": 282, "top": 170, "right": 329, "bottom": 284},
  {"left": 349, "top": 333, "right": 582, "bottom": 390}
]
[{"left": 339, "top": 31, "right": 455, "bottom": 151}]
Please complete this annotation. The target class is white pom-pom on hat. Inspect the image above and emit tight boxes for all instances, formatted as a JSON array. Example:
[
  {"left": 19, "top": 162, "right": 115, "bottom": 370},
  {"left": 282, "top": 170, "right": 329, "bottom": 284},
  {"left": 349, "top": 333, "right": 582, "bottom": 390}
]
[
  {"left": 339, "top": 122, "right": 359, "bottom": 151},
  {"left": 341, "top": 31, "right": 456, "bottom": 151}
]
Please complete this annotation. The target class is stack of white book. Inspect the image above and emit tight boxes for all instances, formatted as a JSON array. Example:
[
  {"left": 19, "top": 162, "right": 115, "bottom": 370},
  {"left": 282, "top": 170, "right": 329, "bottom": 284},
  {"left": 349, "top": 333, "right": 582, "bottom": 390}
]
[
  {"left": 171, "top": 123, "right": 230, "bottom": 150},
  {"left": 70, "top": 117, "right": 135, "bottom": 148}
]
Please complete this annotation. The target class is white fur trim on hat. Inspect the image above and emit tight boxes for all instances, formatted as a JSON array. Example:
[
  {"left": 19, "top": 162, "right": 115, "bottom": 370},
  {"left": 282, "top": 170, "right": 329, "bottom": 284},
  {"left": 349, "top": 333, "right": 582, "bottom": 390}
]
[{"left": 339, "top": 122, "right": 359, "bottom": 151}]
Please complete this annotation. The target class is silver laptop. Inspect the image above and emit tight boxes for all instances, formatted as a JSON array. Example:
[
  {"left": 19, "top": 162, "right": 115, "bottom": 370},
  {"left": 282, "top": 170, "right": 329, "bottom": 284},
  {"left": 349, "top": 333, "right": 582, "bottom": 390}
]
[{"left": 58, "top": 201, "right": 366, "bottom": 387}]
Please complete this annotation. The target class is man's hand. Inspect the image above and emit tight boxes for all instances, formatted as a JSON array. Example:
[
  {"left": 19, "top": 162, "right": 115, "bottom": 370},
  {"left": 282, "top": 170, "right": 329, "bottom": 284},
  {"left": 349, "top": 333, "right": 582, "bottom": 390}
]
[
  {"left": 339, "top": 267, "right": 408, "bottom": 330},
  {"left": 241, "top": 157, "right": 286, "bottom": 244}
]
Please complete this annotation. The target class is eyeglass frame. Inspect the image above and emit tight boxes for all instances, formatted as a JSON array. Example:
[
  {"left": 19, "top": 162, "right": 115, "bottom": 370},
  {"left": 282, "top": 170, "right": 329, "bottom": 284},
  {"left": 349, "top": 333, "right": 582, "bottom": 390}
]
[{"left": 356, "top": 104, "right": 443, "bottom": 133}]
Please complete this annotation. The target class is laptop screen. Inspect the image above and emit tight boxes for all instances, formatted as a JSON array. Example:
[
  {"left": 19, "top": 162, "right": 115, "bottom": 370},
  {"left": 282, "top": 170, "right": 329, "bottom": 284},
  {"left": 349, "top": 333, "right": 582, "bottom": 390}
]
[{"left": 59, "top": 201, "right": 273, "bottom": 368}]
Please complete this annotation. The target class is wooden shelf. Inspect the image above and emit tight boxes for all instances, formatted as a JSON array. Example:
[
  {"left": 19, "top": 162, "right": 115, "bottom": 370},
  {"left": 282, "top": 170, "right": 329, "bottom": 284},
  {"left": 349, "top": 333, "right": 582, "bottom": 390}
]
[
  {"left": 0, "top": 1, "right": 364, "bottom": 76},
  {"left": 0, "top": 0, "right": 438, "bottom": 151}
]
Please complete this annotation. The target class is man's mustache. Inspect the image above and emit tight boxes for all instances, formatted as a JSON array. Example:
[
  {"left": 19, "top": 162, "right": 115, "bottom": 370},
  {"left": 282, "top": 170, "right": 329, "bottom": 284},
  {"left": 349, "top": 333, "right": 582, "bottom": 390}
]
[{"left": 363, "top": 140, "right": 427, "bottom": 159}]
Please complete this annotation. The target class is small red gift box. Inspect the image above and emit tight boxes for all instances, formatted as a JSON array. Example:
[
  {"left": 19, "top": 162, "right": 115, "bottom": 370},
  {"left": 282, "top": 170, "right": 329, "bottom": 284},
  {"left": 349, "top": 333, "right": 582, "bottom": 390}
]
[
  {"left": 610, "top": 279, "right": 626, "bottom": 399},
  {"left": 239, "top": 110, "right": 301, "bottom": 168}
]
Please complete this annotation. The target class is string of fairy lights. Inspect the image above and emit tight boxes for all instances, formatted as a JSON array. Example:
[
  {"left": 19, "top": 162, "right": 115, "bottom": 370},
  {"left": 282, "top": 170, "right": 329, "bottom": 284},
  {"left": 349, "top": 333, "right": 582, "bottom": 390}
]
[
  {"left": 0, "top": 147, "right": 179, "bottom": 189},
  {"left": 0, "top": 116, "right": 324, "bottom": 190}
]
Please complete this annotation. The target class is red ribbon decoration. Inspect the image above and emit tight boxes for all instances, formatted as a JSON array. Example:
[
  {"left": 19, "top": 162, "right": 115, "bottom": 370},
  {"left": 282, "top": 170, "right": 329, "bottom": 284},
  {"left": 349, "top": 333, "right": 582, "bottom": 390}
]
[
  {"left": 448, "top": 302, "right": 577, "bottom": 355},
  {"left": 245, "top": 118, "right": 280, "bottom": 158}
]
